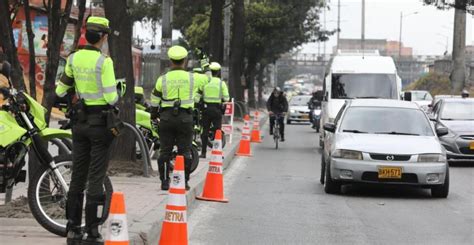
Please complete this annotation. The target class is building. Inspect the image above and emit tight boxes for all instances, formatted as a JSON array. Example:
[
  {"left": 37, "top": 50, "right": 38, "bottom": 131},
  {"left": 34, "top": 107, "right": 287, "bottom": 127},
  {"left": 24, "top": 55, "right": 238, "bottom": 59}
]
[{"left": 386, "top": 41, "right": 413, "bottom": 57}]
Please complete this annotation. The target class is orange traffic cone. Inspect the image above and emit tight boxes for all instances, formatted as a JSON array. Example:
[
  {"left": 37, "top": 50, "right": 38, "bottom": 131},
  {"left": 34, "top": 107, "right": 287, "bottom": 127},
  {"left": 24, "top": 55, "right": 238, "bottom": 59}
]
[
  {"left": 159, "top": 155, "right": 188, "bottom": 245},
  {"left": 105, "top": 192, "right": 129, "bottom": 245},
  {"left": 197, "top": 130, "right": 229, "bottom": 203},
  {"left": 236, "top": 115, "right": 252, "bottom": 157},
  {"left": 251, "top": 111, "right": 262, "bottom": 143}
]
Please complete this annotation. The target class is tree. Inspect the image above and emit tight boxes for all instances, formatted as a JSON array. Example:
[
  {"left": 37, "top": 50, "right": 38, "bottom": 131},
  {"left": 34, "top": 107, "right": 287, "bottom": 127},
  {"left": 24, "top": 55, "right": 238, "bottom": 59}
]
[
  {"left": 209, "top": 0, "right": 224, "bottom": 63},
  {"left": 424, "top": 0, "right": 474, "bottom": 91},
  {"left": 42, "top": 0, "right": 73, "bottom": 123},
  {"left": 0, "top": 0, "right": 26, "bottom": 91},
  {"left": 72, "top": 0, "right": 86, "bottom": 50},
  {"left": 23, "top": 0, "right": 37, "bottom": 99},
  {"left": 104, "top": 0, "right": 141, "bottom": 173},
  {"left": 229, "top": 0, "right": 245, "bottom": 103}
]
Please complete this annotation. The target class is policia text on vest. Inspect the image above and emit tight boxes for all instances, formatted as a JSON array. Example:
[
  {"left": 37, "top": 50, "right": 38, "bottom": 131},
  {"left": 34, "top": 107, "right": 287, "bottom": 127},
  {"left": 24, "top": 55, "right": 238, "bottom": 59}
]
[
  {"left": 150, "top": 45, "right": 208, "bottom": 191},
  {"left": 55, "top": 16, "right": 118, "bottom": 245}
]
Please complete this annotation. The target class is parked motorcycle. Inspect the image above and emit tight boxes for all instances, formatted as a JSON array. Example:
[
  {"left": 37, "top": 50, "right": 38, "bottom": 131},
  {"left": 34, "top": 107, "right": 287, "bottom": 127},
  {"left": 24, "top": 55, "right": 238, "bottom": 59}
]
[{"left": 0, "top": 65, "right": 112, "bottom": 237}]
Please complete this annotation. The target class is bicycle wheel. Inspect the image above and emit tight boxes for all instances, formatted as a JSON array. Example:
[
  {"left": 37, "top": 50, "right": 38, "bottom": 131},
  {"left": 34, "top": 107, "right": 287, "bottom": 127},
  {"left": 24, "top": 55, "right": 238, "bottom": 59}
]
[
  {"left": 27, "top": 154, "right": 113, "bottom": 237},
  {"left": 274, "top": 126, "right": 279, "bottom": 149}
]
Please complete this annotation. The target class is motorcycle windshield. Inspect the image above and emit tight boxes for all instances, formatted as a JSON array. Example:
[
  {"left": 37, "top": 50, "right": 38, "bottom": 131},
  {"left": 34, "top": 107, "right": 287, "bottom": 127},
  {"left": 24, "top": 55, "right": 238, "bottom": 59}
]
[
  {"left": 0, "top": 111, "right": 27, "bottom": 147},
  {"left": 23, "top": 92, "right": 47, "bottom": 130}
]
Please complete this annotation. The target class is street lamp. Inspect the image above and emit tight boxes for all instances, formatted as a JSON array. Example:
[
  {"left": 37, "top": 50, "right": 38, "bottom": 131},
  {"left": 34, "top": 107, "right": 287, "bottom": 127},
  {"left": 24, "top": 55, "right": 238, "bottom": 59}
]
[
  {"left": 436, "top": 33, "right": 449, "bottom": 55},
  {"left": 399, "top": 11, "right": 419, "bottom": 58}
]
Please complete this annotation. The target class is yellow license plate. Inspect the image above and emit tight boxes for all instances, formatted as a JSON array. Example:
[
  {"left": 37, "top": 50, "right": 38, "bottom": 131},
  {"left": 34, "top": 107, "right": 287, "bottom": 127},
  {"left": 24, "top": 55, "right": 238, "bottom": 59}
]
[
  {"left": 302, "top": 115, "right": 309, "bottom": 119},
  {"left": 470, "top": 142, "right": 474, "bottom": 150},
  {"left": 378, "top": 167, "right": 402, "bottom": 179}
]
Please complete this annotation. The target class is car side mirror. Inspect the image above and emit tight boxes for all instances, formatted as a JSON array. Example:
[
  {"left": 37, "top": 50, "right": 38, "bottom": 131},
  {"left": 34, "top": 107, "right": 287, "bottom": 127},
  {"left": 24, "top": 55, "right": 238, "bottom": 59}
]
[
  {"left": 436, "top": 127, "right": 449, "bottom": 137},
  {"left": 404, "top": 92, "right": 412, "bottom": 101},
  {"left": 428, "top": 115, "right": 437, "bottom": 122},
  {"left": 323, "top": 122, "right": 336, "bottom": 133}
]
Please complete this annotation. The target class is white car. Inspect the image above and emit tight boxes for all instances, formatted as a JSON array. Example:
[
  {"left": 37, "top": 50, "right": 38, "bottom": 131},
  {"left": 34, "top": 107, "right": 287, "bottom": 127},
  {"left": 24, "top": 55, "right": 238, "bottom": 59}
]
[
  {"left": 321, "top": 99, "right": 449, "bottom": 198},
  {"left": 403, "top": 90, "right": 433, "bottom": 111},
  {"left": 287, "top": 95, "right": 311, "bottom": 124}
]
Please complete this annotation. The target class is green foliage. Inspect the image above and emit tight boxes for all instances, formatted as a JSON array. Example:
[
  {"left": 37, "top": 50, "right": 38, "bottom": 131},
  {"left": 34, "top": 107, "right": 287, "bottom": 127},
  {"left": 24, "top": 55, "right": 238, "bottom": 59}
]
[
  {"left": 423, "top": 0, "right": 473, "bottom": 14},
  {"left": 406, "top": 72, "right": 452, "bottom": 96},
  {"left": 128, "top": 0, "right": 161, "bottom": 23},
  {"left": 184, "top": 13, "right": 210, "bottom": 50}
]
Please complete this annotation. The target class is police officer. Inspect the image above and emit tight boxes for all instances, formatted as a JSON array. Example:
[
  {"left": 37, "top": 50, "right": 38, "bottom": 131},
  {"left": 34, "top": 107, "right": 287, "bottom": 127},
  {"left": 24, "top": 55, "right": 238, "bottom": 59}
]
[
  {"left": 200, "top": 62, "right": 229, "bottom": 158},
  {"left": 56, "top": 17, "right": 117, "bottom": 245},
  {"left": 150, "top": 45, "right": 202, "bottom": 191}
]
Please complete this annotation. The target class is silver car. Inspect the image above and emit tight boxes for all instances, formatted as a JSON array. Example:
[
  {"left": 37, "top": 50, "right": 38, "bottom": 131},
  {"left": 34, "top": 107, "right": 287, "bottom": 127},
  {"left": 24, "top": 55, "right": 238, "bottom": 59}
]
[
  {"left": 287, "top": 95, "right": 311, "bottom": 124},
  {"left": 321, "top": 99, "right": 449, "bottom": 198}
]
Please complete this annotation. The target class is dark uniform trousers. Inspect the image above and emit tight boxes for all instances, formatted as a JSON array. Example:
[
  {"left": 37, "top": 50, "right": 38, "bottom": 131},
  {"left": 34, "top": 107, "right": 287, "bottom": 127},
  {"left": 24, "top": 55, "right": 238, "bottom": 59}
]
[
  {"left": 200, "top": 104, "right": 222, "bottom": 155},
  {"left": 158, "top": 109, "right": 193, "bottom": 182},
  {"left": 68, "top": 113, "right": 114, "bottom": 234}
]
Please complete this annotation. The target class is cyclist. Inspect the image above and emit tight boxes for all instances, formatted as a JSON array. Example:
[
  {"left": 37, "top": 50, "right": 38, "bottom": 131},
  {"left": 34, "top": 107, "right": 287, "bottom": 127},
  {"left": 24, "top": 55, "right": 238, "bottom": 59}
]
[{"left": 266, "top": 87, "right": 288, "bottom": 141}]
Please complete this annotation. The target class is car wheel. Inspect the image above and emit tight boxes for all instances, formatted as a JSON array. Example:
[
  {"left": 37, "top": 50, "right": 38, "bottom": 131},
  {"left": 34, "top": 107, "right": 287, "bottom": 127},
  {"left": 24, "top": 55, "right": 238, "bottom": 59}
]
[
  {"left": 324, "top": 160, "right": 341, "bottom": 194},
  {"left": 320, "top": 154, "right": 325, "bottom": 184},
  {"left": 431, "top": 167, "right": 449, "bottom": 198}
]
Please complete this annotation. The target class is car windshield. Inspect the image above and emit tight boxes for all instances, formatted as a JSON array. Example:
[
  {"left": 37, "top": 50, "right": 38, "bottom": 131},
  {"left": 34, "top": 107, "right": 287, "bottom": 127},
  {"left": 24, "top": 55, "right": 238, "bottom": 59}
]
[
  {"left": 331, "top": 73, "right": 398, "bottom": 99},
  {"left": 290, "top": 96, "right": 311, "bottom": 106},
  {"left": 339, "top": 107, "right": 434, "bottom": 136},
  {"left": 440, "top": 101, "right": 474, "bottom": 120},
  {"left": 412, "top": 91, "right": 433, "bottom": 101}
]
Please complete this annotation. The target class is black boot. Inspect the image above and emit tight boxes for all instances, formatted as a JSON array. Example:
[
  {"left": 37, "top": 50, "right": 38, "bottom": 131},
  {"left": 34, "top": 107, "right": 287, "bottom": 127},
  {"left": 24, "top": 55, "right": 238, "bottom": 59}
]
[
  {"left": 66, "top": 192, "right": 84, "bottom": 245},
  {"left": 199, "top": 152, "right": 206, "bottom": 158},
  {"left": 161, "top": 178, "right": 170, "bottom": 191},
  {"left": 82, "top": 194, "right": 105, "bottom": 245}
]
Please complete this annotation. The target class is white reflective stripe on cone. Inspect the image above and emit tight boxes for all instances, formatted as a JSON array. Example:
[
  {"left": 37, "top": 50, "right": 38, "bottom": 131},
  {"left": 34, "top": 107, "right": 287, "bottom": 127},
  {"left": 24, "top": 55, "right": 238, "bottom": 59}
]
[
  {"left": 210, "top": 154, "right": 223, "bottom": 163},
  {"left": 170, "top": 171, "right": 185, "bottom": 189},
  {"left": 242, "top": 135, "right": 251, "bottom": 141},
  {"left": 105, "top": 213, "right": 129, "bottom": 241},
  {"left": 164, "top": 209, "right": 187, "bottom": 223},
  {"left": 168, "top": 193, "right": 187, "bottom": 207},
  {"left": 212, "top": 140, "right": 222, "bottom": 150}
]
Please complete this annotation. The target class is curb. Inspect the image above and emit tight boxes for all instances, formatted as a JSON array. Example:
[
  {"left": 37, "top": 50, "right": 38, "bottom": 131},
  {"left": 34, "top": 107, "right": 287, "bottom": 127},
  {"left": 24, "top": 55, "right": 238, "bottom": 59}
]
[{"left": 129, "top": 113, "right": 267, "bottom": 245}]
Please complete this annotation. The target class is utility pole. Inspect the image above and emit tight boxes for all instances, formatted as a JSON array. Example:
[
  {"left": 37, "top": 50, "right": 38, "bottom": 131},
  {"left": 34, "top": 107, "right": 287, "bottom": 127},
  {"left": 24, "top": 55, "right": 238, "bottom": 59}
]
[
  {"left": 399, "top": 12, "right": 403, "bottom": 58},
  {"left": 323, "top": 3, "right": 326, "bottom": 56},
  {"left": 451, "top": 2, "right": 467, "bottom": 92},
  {"left": 336, "top": 0, "right": 341, "bottom": 51},
  {"left": 361, "top": 0, "right": 365, "bottom": 52},
  {"left": 160, "top": 0, "right": 172, "bottom": 75},
  {"left": 222, "top": 0, "right": 232, "bottom": 81}
]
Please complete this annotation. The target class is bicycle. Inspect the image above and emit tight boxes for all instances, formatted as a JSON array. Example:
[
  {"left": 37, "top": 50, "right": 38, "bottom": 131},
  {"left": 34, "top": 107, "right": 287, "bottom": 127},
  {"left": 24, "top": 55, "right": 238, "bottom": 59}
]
[{"left": 271, "top": 114, "right": 284, "bottom": 149}]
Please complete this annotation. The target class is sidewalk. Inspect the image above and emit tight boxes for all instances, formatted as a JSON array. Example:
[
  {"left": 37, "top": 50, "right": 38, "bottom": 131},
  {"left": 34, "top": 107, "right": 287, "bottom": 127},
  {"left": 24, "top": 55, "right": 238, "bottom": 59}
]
[{"left": 0, "top": 111, "right": 267, "bottom": 245}]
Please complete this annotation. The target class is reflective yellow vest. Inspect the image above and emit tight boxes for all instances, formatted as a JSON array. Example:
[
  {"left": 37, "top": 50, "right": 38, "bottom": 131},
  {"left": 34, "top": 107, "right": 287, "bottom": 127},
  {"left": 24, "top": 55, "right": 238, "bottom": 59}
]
[
  {"left": 56, "top": 46, "right": 118, "bottom": 106},
  {"left": 203, "top": 77, "right": 230, "bottom": 104}
]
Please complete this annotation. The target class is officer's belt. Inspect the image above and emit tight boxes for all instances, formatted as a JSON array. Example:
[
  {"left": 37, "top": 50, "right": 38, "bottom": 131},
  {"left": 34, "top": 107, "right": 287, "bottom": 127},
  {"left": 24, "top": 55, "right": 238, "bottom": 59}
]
[
  {"left": 85, "top": 105, "right": 110, "bottom": 114},
  {"left": 161, "top": 107, "right": 192, "bottom": 114},
  {"left": 205, "top": 103, "right": 222, "bottom": 107}
]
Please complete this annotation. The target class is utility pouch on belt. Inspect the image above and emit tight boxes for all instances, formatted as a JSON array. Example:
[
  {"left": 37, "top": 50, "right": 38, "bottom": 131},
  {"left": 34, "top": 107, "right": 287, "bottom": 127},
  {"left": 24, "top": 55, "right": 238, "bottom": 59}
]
[
  {"left": 72, "top": 99, "right": 87, "bottom": 123},
  {"left": 172, "top": 100, "right": 181, "bottom": 116},
  {"left": 105, "top": 108, "right": 124, "bottom": 137}
]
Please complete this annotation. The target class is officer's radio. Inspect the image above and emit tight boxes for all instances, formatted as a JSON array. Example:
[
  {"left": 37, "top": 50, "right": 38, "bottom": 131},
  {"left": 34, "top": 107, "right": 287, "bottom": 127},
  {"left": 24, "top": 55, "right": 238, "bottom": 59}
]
[{"left": 172, "top": 99, "right": 181, "bottom": 116}]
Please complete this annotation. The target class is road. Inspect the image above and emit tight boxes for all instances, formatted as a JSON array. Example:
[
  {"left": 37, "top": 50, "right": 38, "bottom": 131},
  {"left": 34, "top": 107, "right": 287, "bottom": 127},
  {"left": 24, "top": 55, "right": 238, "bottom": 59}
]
[{"left": 188, "top": 123, "right": 474, "bottom": 245}]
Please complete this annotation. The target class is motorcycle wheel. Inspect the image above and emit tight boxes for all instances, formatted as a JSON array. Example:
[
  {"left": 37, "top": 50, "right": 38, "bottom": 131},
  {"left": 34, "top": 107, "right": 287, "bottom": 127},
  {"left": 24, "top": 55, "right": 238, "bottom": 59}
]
[{"left": 27, "top": 154, "right": 113, "bottom": 237}]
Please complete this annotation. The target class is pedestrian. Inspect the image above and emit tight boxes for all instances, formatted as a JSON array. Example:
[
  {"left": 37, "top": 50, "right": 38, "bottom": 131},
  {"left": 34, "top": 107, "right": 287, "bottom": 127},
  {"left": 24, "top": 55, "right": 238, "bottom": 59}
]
[
  {"left": 200, "top": 62, "right": 230, "bottom": 158},
  {"left": 150, "top": 45, "right": 203, "bottom": 191},
  {"left": 266, "top": 87, "right": 288, "bottom": 141},
  {"left": 56, "top": 16, "right": 118, "bottom": 245}
]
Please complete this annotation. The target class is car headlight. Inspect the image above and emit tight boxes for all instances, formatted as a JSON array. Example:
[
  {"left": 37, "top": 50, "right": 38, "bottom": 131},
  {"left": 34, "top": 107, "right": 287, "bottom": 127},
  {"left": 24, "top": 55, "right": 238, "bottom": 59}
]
[
  {"left": 417, "top": 154, "right": 446, "bottom": 163},
  {"left": 332, "top": 149, "right": 363, "bottom": 160},
  {"left": 290, "top": 109, "right": 296, "bottom": 113}
]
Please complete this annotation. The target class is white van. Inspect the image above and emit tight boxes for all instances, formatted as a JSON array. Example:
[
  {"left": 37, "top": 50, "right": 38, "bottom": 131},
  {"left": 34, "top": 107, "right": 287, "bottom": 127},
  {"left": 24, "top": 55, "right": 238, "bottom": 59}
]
[{"left": 319, "top": 50, "right": 402, "bottom": 147}]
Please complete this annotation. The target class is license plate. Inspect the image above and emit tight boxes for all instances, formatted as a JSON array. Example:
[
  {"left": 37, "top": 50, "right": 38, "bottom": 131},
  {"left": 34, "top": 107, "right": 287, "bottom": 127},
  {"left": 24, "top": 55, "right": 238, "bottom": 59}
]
[
  {"left": 470, "top": 142, "right": 474, "bottom": 150},
  {"left": 378, "top": 167, "right": 402, "bottom": 179},
  {"left": 302, "top": 115, "right": 309, "bottom": 119}
]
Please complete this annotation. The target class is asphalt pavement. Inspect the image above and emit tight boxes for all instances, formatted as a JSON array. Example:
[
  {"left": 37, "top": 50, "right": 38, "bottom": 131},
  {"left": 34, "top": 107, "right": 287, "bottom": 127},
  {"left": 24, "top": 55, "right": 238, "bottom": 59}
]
[{"left": 188, "top": 122, "right": 474, "bottom": 245}]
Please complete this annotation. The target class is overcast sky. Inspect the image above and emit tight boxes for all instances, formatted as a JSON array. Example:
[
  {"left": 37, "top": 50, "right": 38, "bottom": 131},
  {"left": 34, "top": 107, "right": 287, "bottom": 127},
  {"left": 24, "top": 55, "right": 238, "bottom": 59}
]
[
  {"left": 302, "top": 0, "right": 474, "bottom": 55},
  {"left": 137, "top": 0, "right": 473, "bottom": 55}
]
